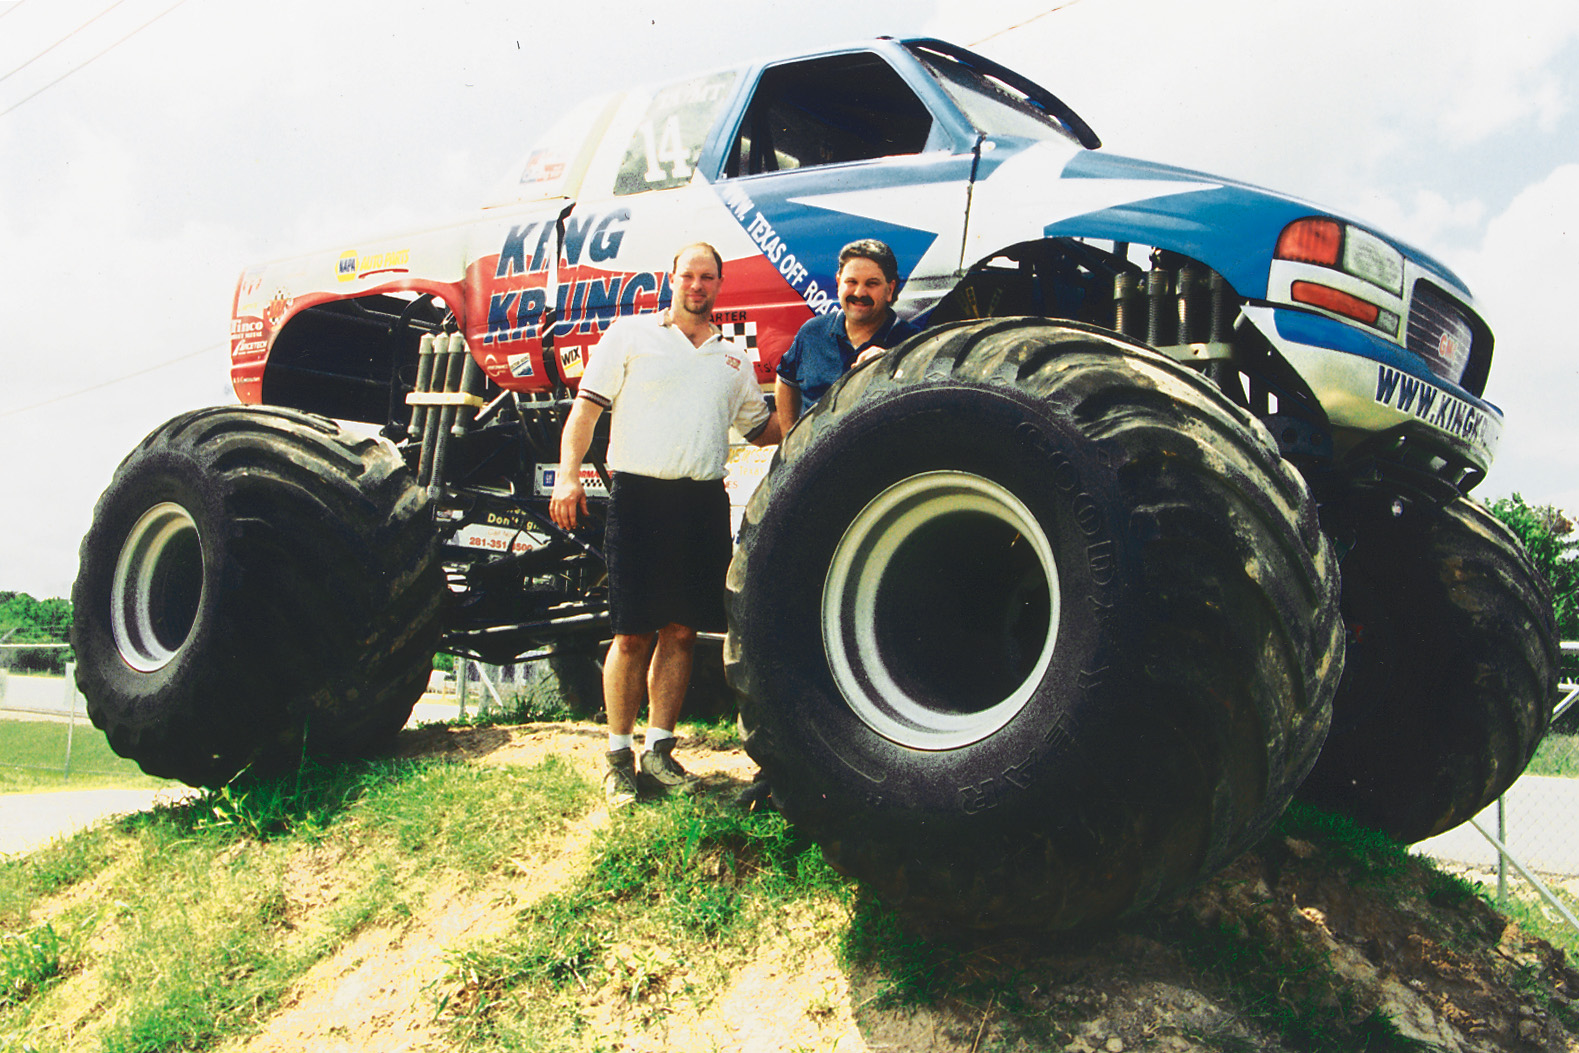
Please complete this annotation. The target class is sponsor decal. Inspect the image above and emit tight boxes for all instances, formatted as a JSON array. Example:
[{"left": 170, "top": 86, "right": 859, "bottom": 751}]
[
  {"left": 1373, "top": 365, "right": 1489, "bottom": 445},
  {"left": 264, "top": 290, "right": 289, "bottom": 328},
  {"left": 230, "top": 317, "right": 266, "bottom": 358},
  {"left": 559, "top": 345, "right": 584, "bottom": 379},
  {"left": 447, "top": 522, "right": 552, "bottom": 555},
  {"left": 715, "top": 314, "right": 760, "bottom": 360},
  {"left": 521, "top": 148, "right": 566, "bottom": 185},
  {"left": 534, "top": 464, "right": 609, "bottom": 497},
  {"left": 716, "top": 184, "right": 839, "bottom": 314},
  {"left": 338, "top": 248, "right": 412, "bottom": 283},
  {"left": 507, "top": 353, "right": 536, "bottom": 378}
]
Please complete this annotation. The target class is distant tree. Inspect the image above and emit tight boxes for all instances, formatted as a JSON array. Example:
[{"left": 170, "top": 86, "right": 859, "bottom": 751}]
[
  {"left": 1488, "top": 495, "right": 1578, "bottom": 637},
  {"left": 1488, "top": 495, "right": 1579, "bottom": 690},
  {"left": 0, "top": 592, "right": 73, "bottom": 675}
]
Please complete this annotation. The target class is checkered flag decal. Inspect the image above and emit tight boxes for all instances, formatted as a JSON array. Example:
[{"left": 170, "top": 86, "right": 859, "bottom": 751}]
[{"left": 720, "top": 320, "right": 760, "bottom": 363}]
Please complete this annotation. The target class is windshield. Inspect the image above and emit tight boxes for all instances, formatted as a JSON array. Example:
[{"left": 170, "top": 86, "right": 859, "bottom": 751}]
[{"left": 908, "top": 44, "right": 1084, "bottom": 146}]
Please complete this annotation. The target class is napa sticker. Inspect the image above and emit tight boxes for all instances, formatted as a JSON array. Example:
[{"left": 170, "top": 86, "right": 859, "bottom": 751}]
[{"left": 337, "top": 248, "right": 412, "bottom": 283}]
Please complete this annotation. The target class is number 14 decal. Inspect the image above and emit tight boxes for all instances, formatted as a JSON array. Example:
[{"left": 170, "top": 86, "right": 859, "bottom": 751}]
[{"left": 637, "top": 115, "right": 692, "bottom": 184}]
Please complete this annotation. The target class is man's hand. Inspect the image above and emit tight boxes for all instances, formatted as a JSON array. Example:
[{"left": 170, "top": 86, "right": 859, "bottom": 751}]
[
  {"left": 551, "top": 397, "right": 603, "bottom": 530},
  {"left": 550, "top": 473, "right": 588, "bottom": 530},
  {"left": 853, "top": 345, "right": 887, "bottom": 367}
]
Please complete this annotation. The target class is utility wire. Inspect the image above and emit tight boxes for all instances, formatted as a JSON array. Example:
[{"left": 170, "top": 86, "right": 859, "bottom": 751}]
[
  {"left": 971, "top": 0, "right": 1086, "bottom": 47},
  {"left": 0, "top": 0, "right": 130, "bottom": 86},
  {"left": 0, "top": 0, "right": 189, "bottom": 119},
  {"left": 0, "top": 343, "right": 223, "bottom": 419},
  {"left": 0, "top": 0, "right": 28, "bottom": 24}
]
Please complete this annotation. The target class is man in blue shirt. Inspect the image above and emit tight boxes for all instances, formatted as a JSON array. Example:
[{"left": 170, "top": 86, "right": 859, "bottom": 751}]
[{"left": 773, "top": 239, "right": 922, "bottom": 435}]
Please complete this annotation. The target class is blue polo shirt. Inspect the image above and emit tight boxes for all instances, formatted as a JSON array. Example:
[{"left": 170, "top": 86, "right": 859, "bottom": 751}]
[{"left": 776, "top": 309, "right": 923, "bottom": 417}]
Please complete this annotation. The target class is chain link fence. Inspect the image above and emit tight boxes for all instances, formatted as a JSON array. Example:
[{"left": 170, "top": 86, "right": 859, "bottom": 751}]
[{"left": 0, "top": 643, "right": 128, "bottom": 783}]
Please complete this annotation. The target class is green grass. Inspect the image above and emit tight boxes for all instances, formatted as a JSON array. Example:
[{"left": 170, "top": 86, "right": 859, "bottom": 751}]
[
  {"left": 439, "top": 788, "right": 849, "bottom": 1048},
  {"left": 0, "top": 753, "right": 596, "bottom": 1052},
  {"left": 0, "top": 719, "right": 170, "bottom": 793},
  {"left": 1525, "top": 730, "right": 1579, "bottom": 777}
]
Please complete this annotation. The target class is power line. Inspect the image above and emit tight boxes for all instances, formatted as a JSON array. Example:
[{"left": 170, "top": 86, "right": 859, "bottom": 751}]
[
  {"left": 971, "top": 0, "right": 1086, "bottom": 48},
  {"left": 0, "top": 0, "right": 131, "bottom": 87},
  {"left": 0, "top": 0, "right": 189, "bottom": 120},
  {"left": 0, "top": 1, "right": 29, "bottom": 24},
  {"left": 0, "top": 343, "right": 224, "bottom": 419}
]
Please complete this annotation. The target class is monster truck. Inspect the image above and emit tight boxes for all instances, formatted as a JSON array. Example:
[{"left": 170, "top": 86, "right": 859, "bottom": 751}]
[{"left": 73, "top": 37, "right": 1555, "bottom": 929}]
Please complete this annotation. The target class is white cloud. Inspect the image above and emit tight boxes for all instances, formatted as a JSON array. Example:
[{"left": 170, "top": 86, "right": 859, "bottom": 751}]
[{"left": 1462, "top": 164, "right": 1579, "bottom": 512}]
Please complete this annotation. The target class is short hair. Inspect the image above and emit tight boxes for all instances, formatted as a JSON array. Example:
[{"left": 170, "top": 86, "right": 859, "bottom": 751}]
[
  {"left": 672, "top": 242, "right": 725, "bottom": 278},
  {"left": 837, "top": 239, "right": 899, "bottom": 284}
]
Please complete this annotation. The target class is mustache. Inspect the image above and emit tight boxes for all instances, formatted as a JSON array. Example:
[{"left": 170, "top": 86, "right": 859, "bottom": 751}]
[{"left": 844, "top": 295, "right": 875, "bottom": 306}]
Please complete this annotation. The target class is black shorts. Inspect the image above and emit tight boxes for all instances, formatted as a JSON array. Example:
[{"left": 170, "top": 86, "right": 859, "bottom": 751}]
[{"left": 605, "top": 473, "right": 732, "bottom": 635}]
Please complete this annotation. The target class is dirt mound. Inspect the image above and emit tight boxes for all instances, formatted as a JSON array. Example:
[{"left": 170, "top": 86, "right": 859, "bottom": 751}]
[{"left": 226, "top": 723, "right": 1578, "bottom": 1053}]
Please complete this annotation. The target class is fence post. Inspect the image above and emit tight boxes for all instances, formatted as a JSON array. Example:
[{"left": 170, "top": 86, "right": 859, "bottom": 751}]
[
  {"left": 63, "top": 662, "right": 77, "bottom": 780},
  {"left": 1496, "top": 796, "right": 1507, "bottom": 906},
  {"left": 456, "top": 657, "right": 469, "bottom": 721}
]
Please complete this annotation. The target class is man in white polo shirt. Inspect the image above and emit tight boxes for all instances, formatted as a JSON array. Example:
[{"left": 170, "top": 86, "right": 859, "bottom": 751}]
[{"left": 550, "top": 242, "right": 780, "bottom": 806}]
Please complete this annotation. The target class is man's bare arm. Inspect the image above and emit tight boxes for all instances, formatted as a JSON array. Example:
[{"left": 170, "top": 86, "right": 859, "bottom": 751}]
[
  {"left": 549, "top": 397, "right": 604, "bottom": 529},
  {"left": 773, "top": 377, "right": 800, "bottom": 439}
]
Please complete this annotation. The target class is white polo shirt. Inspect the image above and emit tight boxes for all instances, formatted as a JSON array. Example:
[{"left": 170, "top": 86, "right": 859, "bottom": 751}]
[{"left": 577, "top": 311, "right": 770, "bottom": 481}]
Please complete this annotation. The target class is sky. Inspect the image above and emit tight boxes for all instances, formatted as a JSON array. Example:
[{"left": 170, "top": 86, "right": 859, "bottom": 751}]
[{"left": 1, "top": 0, "right": 1577, "bottom": 600}]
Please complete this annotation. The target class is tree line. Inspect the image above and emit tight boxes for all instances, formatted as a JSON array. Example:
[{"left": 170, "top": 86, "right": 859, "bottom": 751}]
[{"left": 0, "top": 592, "right": 72, "bottom": 675}]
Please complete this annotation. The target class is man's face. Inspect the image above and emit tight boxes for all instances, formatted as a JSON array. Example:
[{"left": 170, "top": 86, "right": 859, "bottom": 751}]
[
  {"left": 672, "top": 247, "right": 722, "bottom": 319},
  {"left": 838, "top": 257, "right": 897, "bottom": 327}
]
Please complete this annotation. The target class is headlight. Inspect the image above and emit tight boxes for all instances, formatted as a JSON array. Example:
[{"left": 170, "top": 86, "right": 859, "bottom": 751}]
[
  {"left": 1275, "top": 217, "right": 1406, "bottom": 334},
  {"left": 1276, "top": 217, "right": 1405, "bottom": 294}
]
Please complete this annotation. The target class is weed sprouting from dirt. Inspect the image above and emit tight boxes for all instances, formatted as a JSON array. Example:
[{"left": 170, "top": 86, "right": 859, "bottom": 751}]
[{"left": 0, "top": 921, "right": 65, "bottom": 1009}]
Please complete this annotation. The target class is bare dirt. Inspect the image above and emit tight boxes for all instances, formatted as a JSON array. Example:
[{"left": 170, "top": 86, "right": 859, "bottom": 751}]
[{"left": 215, "top": 723, "right": 1579, "bottom": 1053}]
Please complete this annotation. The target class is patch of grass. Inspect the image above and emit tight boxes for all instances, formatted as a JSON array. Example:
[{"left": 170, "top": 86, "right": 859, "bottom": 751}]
[
  {"left": 0, "top": 921, "right": 66, "bottom": 1008},
  {"left": 1274, "top": 801, "right": 1412, "bottom": 883},
  {"left": 439, "top": 787, "right": 848, "bottom": 1048},
  {"left": 1486, "top": 883, "right": 1579, "bottom": 960},
  {"left": 1526, "top": 731, "right": 1579, "bottom": 778},
  {"left": 1178, "top": 916, "right": 1418, "bottom": 1052},
  {"left": 0, "top": 719, "right": 170, "bottom": 793},
  {"left": 0, "top": 825, "right": 120, "bottom": 929},
  {"left": 0, "top": 754, "right": 596, "bottom": 1052},
  {"left": 674, "top": 714, "right": 741, "bottom": 750},
  {"left": 838, "top": 890, "right": 964, "bottom": 1007}
]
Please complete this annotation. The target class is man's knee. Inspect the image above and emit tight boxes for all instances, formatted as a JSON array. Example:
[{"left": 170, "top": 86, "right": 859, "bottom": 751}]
[
  {"left": 609, "top": 632, "right": 655, "bottom": 658},
  {"left": 658, "top": 623, "right": 697, "bottom": 650}
]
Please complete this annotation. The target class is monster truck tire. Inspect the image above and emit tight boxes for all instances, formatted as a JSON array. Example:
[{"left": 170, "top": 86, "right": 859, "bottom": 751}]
[
  {"left": 72, "top": 406, "right": 444, "bottom": 787},
  {"left": 538, "top": 644, "right": 605, "bottom": 718},
  {"left": 726, "top": 318, "right": 1342, "bottom": 931},
  {"left": 1298, "top": 494, "right": 1556, "bottom": 843}
]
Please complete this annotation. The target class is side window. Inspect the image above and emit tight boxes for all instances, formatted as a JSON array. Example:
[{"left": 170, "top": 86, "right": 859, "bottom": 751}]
[
  {"left": 726, "top": 54, "right": 935, "bottom": 177},
  {"left": 614, "top": 72, "right": 738, "bottom": 195}
]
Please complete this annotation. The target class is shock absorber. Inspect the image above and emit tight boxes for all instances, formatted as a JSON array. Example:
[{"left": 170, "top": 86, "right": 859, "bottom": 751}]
[
  {"left": 408, "top": 333, "right": 438, "bottom": 441},
  {"left": 1147, "top": 256, "right": 1175, "bottom": 346},
  {"left": 1176, "top": 263, "right": 1210, "bottom": 344},
  {"left": 1113, "top": 272, "right": 1145, "bottom": 339},
  {"left": 411, "top": 332, "right": 487, "bottom": 493}
]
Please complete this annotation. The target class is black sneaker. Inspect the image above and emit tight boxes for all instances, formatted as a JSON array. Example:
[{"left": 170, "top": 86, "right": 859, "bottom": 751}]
[
  {"left": 603, "top": 747, "right": 639, "bottom": 808},
  {"left": 638, "top": 738, "right": 699, "bottom": 796}
]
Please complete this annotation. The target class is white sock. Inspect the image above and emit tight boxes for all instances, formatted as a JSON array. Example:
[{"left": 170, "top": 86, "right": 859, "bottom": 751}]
[
  {"left": 608, "top": 733, "right": 634, "bottom": 752},
  {"left": 644, "top": 727, "right": 676, "bottom": 750}
]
